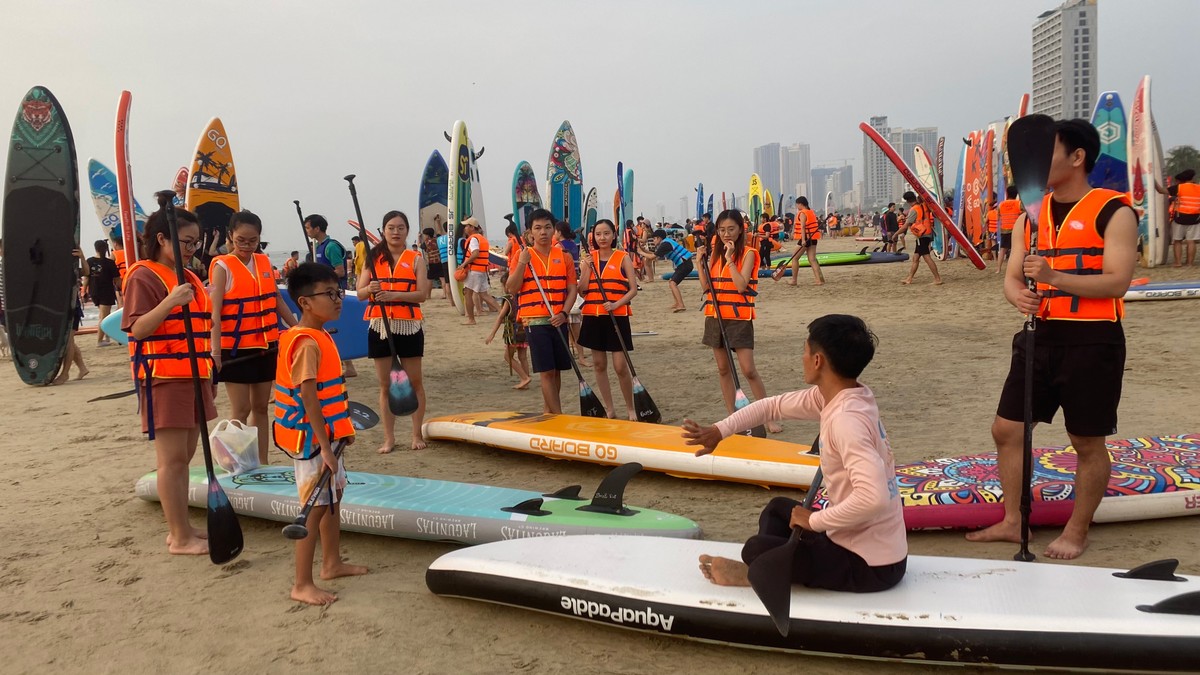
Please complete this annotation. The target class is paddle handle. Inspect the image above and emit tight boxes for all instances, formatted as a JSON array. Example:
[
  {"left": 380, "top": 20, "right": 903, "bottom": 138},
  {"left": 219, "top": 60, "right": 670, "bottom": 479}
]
[{"left": 294, "top": 199, "right": 314, "bottom": 262}]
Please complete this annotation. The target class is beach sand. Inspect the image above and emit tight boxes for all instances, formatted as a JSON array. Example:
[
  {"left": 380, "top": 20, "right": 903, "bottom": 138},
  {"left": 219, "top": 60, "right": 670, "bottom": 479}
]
[{"left": 3, "top": 235, "right": 1198, "bottom": 674}]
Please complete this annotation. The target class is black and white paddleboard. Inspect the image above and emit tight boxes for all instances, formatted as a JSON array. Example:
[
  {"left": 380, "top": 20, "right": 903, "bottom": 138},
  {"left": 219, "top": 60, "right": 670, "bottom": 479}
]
[{"left": 427, "top": 535, "right": 1200, "bottom": 672}]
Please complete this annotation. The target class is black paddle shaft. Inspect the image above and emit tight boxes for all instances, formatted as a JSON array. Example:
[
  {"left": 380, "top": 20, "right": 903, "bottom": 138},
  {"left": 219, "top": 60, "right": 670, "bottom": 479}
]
[
  {"left": 155, "top": 191, "right": 243, "bottom": 564},
  {"left": 583, "top": 253, "right": 639, "bottom": 378},
  {"left": 293, "top": 200, "right": 314, "bottom": 262}
]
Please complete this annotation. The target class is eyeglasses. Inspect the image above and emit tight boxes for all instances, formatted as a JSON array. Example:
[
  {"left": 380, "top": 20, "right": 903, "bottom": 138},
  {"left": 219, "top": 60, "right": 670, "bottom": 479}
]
[
  {"left": 178, "top": 238, "right": 201, "bottom": 251},
  {"left": 302, "top": 289, "right": 345, "bottom": 302},
  {"left": 232, "top": 237, "right": 259, "bottom": 247}
]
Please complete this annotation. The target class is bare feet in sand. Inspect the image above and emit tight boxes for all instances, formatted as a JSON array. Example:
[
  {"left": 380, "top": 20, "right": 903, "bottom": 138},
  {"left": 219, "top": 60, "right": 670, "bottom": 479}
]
[
  {"left": 321, "top": 561, "right": 369, "bottom": 580},
  {"left": 377, "top": 442, "right": 395, "bottom": 454},
  {"left": 167, "top": 536, "right": 209, "bottom": 556},
  {"left": 291, "top": 582, "right": 337, "bottom": 606},
  {"left": 931, "top": 280, "right": 944, "bottom": 286},
  {"left": 410, "top": 436, "right": 428, "bottom": 450},
  {"left": 767, "top": 421, "right": 783, "bottom": 434},
  {"left": 900, "top": 279, "right": 913, "bottom": 285},
  {"left": 965, "top": 519, "right": 1026, "bottom": 544},
  {"left": 166, "top": 527, "right": 208, "bottom": 546},
  {"left": 1044, "top": 530, "right": 1088, "bottom": 560},
  {"left": 513, "top": 378, "right": 531, "bottom": 390},
  {"left": 698, "top": 554, "right": 751, "bottom": 586},
  {"left": 75, "top": 367, "right": 89, "bottom": 380}
]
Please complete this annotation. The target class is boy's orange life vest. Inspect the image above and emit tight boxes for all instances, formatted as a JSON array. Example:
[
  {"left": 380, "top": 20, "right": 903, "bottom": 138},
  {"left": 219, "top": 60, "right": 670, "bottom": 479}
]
[{"left": 272, "top": 326, "right": 355, "bottom": 460}]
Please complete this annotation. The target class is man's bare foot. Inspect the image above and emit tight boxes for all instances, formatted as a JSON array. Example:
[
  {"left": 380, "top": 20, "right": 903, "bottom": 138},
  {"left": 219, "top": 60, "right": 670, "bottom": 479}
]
[
  {"left": 321, "top": 561, "right": 369, "bottom": 580},
  {"left": 410, "top": 436, "right": 428, "bottom": 450},
  {"left": 291, "top": 582, "right": 338, "bottom": 605},
  {"left": 377, "top": 442, "right": 395, "bottom": 454},
  {"left": 931, "top": 280, "right": 944, "bottom": 286},
  {"left": 767, "top": 421, "right": 783, "bottom": 434},
  {"left": 788, "top": 281, "right": 798, "bottom": 286},
  {"left": 167, "top": 537, "right": 209, "bottom": 556},
  {"left": 965, "top": 520, "right": 1026, "bottom": 544},
  {"left": 75, "top": 367, "right": 89, "bottom": 380},
  {"left": 462, "top": 320, "right": 476, "bottom": 326},
  {"left": 813, "top": 282, "right": 825, "bottom": 286},
  {"left": 1045, "top": 531, "right": 1088, "bottom": 560},
  {"left": 166, "top": 527, "right": 208, "bottom": 546},
  {"left": 900, "top": 279, "right": 913, "bottom": 285},
  {"left": 513, "top": 379, "right": 531, "bottom": 390},
  {"left": 698, "top": 554, "right": 751, "bottom": 586}
]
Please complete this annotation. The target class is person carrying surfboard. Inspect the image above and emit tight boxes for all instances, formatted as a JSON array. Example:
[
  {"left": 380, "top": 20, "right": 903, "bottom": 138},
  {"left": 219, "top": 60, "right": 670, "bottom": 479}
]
[
  {"left": 505, "top": 208, "right": 579, "bottom": 414},
  {"left": 578, "top": 219, "right": 639, "bottom": 419},
  {"left": 899, "top": 191, "right": 944, "bottom": 285},
  {"left": 967, "top": 119, "right": 1138, "bottom": 560},
  {"left": 781, "top": 197, "right": 824, "bottom": 286},
  {"left": 683, "top": 314, "right": 907, "bottom": 592}
]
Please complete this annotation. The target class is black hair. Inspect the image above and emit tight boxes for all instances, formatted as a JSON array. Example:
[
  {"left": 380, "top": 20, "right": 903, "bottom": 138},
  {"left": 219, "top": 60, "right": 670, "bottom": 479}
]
[
  {"left": 423, "top": 228, "right": 436, "bottom": 237},
  {"left": 555, "top": 221, "right": 576, "bottom": 240},
  {"left": 290, "top": 250, "right": 299, "bottom": 256},
  {"left": 807, "top": 314, "right": 877, "bottom": 379},
  {"left": 796, "top": 196, "right": 809, "bottom": 207},
  {"left": 1055, "top": 118, "right": 1100, "bottom": 173},
  {"left": 593, "top": 219, "right": 616, "bottom": 235},
  {"left": 712, "top": 209, "right": 746, "bottom": 264},
  {"left": 887, "top": 202, "right": 896, "bottom": 208},
  {"left": 526, "top": 208, "right": 554, "bottom": 230},
  {"left": 287, "top": 262, "right": 340, "bottom": 303},
  {"left": 93, "top": 239, "right": 109, "bottom": 256},
  {"left": 371, "top": 210, "right": 409, "bottom": 264},
  {"left": 902, "top": 191, "right": 917, "bottom": 204},
  {"left": 504, "top": 224, "right": 518, "bottom": 238},
  {"left": 140, "top": 207, "right": 200, "bottom": 261},
  {"left": 352, "top": 236, "right": 361, "bottom": 242},
  {"left": 229, "top": 209, "right": 262, "bottom": 234},
  {"left": 303, "top": 214, "right": 329, "bottom": 232},
  {"left": 652, "top": 228, "right": 667, "bottom": 240}
]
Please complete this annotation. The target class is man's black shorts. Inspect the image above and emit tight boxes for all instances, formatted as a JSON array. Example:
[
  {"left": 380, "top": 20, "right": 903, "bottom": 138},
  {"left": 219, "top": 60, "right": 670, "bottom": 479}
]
[
  {"left": 527, "top": 323, "right": 572, "bottom": 373},
  {"left": 1000, "top": 232, "right": 1013, "bottom": 252},
  {"left": 996, "top": 331, "right": 1125, "bottom": 437},
  {"left": 915, "top": 236, "right": 933, "bottom": 256},
  {"left": 669, "top": 258, "right": 694, "bottom": 285}
]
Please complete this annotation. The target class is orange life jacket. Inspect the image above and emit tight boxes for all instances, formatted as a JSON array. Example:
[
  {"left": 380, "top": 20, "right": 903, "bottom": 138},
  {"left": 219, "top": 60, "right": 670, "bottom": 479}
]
[
  {"left": 798, "top": 208, "right": 821, "bottom": 240},
  {"left": 506, "top": 235, "right": 520, "bottom": 270},
  {"left": 209, "top": 252, "right": 279, "bottom": 353},
  {"left": 1031, "top": 188, "right": 1129, "bottom": 322},
  {"left": 704, "top": 248, "right": 759, "bottom": 321},
  {"left": 999, "top": 199, "right": 1022, "bottom": 232},
  {"left": 114, "top": 249, "right": 127, "bottom": 281},
  {"left": 986, "top": 207, "right": 999, "bottom": 234},
  {"left": 272, "top": 326, "right": 355, "bottom": 460},
  {"left": 1176, "top": 183, "right": 1200, "bottom": 216},
  {"left": 362, "top": 249, "right": 423, "bottom": 321},
  {"left": 468, "top": 233, "right": 490, "bottom": 272},
  {"left": 580, "top": 249, "right": 631, "bottom": 317},
  {"left": 910, "top": 203, "right": 934, "bottom": 237},
  {"left": 516, "top": 247, "right": 571, "bottom": 321}
]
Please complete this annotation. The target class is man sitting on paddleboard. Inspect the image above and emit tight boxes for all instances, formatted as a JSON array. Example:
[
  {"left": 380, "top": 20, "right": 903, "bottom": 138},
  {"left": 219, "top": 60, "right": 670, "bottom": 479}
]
[{"left": 683, "top": 314, "right": 907, "bottom": 592}]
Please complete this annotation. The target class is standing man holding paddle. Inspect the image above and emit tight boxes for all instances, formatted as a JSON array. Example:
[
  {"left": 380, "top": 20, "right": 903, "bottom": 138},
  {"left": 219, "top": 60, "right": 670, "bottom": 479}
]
[
  {"left": 781, "top": 197, "right": 824, "bottom": 286},
  {"left": 967, "top": 119, "right": 1138, "bottom": 560}
]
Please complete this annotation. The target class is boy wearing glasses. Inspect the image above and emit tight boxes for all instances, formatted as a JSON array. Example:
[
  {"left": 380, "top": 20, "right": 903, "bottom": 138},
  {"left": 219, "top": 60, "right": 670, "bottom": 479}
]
[{"left": 274, "top": 262, "right": 368, "bottom": 605}]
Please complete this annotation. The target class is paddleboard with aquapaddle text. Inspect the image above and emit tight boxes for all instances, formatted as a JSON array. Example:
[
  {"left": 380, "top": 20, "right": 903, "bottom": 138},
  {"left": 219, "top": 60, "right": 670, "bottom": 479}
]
[
  {"left": 87, "top": 159, "right": 146, "bottom": 243},
  {"left": 748, "top": 173, "right": 762, "bottom": 226},
  {"left": 427, "top": 534, "right": 1200, "bottom": 672},
  {"left": 1090, "top": 91, "right": 1129, "bottom": 192},
  {"left": 185, "top": 117, "right": 239, "bottom": 261},
  {"left": 547, "top": 120, "right": 583, "bottom": 233},
  {"left": 3, "top": 86, "right": 80, "bottom": 385},
  {"left": 1124, "top": 281, "right": 1200, "bottom": 302},
  {"left": 912, "top": 145, "right": 944, "bottom": 258},
  {"left": 815, "top": 434, "right": 1200, "bottom": 530},
  {"left": 511, "top": 160, "right": 540, "bottom": 232},
  {"left": 419, "top": 149, "right": 449, "bottom": 237},
  {"left": 859, "top": 123, "right": 985, "bottom": 269},
  {"left": 114, "top": 91, "right": 138, "bottom": 262},
  {"left": 136, "top": 462, "right": 700, "bottom": 543},
  {"left": 446, "top": 119, "right": 471, "bottom": 314},
  {"left": 1130, "top": 76, "right": 1168, "bottom": 267},
  {"left": 423, "top": 412, "right": 818, "bottom": 489}
]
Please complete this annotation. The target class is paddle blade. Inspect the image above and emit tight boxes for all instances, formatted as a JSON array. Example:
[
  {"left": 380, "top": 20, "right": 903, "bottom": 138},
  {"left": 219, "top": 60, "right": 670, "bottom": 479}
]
[
  {"left": 387, "top": 366, "right": 419, "bottom": 416},
  {"left": 1006, "top": 114, "right": 1057, "bottom": 228},
  {"left": 281, "top": 523, "right": 309, "bottom": 540},
  {"left": 631, "top": 379, "right": 661, "bottom": 424},
  {"left": 579, "top": 382, "right": 607, "bottom": 418},
  {"left": 207, "top": 478, "right": 243, "bottom": 564},
  {"left": 348, "top": 401, "right": 381, "bottom": 430}
]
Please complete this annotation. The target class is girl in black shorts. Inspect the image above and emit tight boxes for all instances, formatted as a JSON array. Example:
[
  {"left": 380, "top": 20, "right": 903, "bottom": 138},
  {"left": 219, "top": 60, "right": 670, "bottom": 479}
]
[{"left": 577, "top": 220, "right": 638, "bottom": 419}]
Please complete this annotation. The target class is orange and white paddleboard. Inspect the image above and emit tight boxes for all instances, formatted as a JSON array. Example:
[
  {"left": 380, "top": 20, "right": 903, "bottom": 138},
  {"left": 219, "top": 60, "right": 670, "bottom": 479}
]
[
  {"left": 185, "top": 117, "right": 238, "bottom": 249},
  {"left": 423, "top": 412, "right": 818, "bottom": 489}
]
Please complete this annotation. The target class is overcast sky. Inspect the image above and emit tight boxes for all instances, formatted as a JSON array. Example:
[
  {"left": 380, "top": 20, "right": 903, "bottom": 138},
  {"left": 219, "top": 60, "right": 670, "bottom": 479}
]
[{"left": 3, "top": 0, "right": 1196, "bottom": 251}]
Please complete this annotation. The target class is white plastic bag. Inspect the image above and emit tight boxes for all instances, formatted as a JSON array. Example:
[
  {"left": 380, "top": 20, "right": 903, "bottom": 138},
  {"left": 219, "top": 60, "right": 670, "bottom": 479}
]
[{"left": 209, "top": 419, "right": 261, "bottom": 475}]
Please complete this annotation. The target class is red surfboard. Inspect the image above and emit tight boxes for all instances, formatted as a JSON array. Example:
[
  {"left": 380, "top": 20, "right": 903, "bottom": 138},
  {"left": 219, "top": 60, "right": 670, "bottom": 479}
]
[
  {"left": 114, "top": 91, "right": 137, "bottom": 261},
  {"left": 859, "top": 122, "right": 986, "bottom": 269}
]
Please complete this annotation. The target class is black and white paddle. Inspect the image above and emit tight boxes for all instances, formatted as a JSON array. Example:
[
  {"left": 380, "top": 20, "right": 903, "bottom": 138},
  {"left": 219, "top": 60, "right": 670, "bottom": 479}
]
[
  {"left": 698, "top": 252, "right": 766, "bottom": 438},
  {"left": 1004, "top": 113, "right": 1057, "bottom": 563},
  {"left": 343, "top": 174, "right": 419, "bottom": 417},
  {"left": 155, "top": 191, "right": 243, "bottom": 565}
]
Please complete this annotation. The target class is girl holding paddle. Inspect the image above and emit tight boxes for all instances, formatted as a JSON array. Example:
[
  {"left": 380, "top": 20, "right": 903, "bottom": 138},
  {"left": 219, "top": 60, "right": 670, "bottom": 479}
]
[
  {"left": 699, "top": 210, "right": 781, "bottom": 433},
  {"left": 578, "top": 219, "right": 639, "bottom": 419},
  {"left": 356, "top": 211, "right": 430, "bottom": 453},
  {"left": 121, "top": 207, "right": 216, "bottom": 556},
  {"left": 208, "top": 211, "right": 298, "bottom": 464}
]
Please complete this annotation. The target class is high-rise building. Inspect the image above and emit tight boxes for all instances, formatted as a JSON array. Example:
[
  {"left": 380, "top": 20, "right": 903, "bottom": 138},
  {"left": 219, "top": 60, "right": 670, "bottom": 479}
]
[
  {"left": 1032, "top": 0, "right": 1097, "bottom": 120},
  {"left": 780, "top": 143, "right": 811, "bottom": 210},
  {"left": 810, "top": 165, "right": 854, "bottom": 212},
  {"left": 863, "top": 116, "right": 892, "bottom": 208},
  {"left": 888, "top": 126, "right": 939, "bottom": 198},
  {"left": 753, "top": 143, "right": 783, "bottom": 199}
]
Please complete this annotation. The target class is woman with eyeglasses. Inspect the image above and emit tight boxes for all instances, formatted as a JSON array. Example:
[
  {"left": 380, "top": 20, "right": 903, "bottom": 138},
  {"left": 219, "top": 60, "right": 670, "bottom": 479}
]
[
  {"left": 208, "top": 211, "right": 298, "bottom": 464},
  {"left": 120, "top": 207, "right": 216, "bottom": 556},
  {"left": 356, "top": 211, "right": 431, "bottom": 453}
]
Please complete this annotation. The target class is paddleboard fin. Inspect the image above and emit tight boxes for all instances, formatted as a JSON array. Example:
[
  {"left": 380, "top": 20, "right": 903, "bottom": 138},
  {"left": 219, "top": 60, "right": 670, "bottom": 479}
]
[
  {"left": 1136, "top": 591, "right": 1200, "bottom": 617},
  {"left": 1114, "top": 558, "right": 1186, "bottom": 582},
  {"left": 543, "top": 485, "right": 584, "bottom": 501},
  {"left": 501, "top": 498, "right": 552, "bottom": 517},
  {"left": 577, "top": 463, "right": 642, "bottom": 517},
  {"left": 857, "top": 246, "right": 868, "bottom": 255}
]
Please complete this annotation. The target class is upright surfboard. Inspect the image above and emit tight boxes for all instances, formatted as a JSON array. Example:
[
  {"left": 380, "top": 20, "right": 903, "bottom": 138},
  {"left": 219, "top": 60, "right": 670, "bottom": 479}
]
[
  {"left": 419, "top": 150, "right": 450, "bottom": 237},
  {"left": 583, "top": 187, "right": 598, "bottom": 241},
  {"left": 547, "top": 120, "right": 583, "bottom": 232},
  {"left": 1129, "top": 76, "right": 1168, "bottom": 267},
  {"left": 912, "top": 145, "right": 944, "bottom": 258},
  {"left": 1090, "top": 91, "right": 1129, "bottom": 192},
  {"left": 949, "top": 139, "right": 968, "bottom": 259},
  {"left": 185, "top": 117, "right": 239, "bottom": 264},
  {"left": 695, "top": 182, "right": 704, "bottom": 221},
  {"left": 88, "top": 159, "right": 140, "bottom": 243},
  {"left": 747, "top": 174, "right": 762, "bottom": 225},
  {"left": 114, "top": 91, "right": 138, "bottom": 263},
  {"left": 763, "top": 189, "right": 774, "bottom": 219},
  {"left": 446, "top": 120, "right": 471, "bottom": 314},
  {"left": 3, "top": 86, "right": 80, "bottom": 384},
  {"left": 171, "top": 166, "right": 188, "bottom": 206},
  {"left": 823, "top": 191, "right": 833, "bottom": 219},
  {"left": 621, "top": 167, "right": 634, "bottom": 234},
  {"left": 860, "top": 123, "right": 985, "bottom": 268},
  {"left": 468, "top": 139, "right": 487, "bottom": 241},
  {"left": 511, "top": 160, "right": 540, "bottom": 232}
]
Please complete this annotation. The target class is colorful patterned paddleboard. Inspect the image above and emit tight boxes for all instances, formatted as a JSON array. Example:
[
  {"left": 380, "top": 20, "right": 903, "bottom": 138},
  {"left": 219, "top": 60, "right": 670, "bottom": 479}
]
[
  {"left": 136, "top": 464, "right": 700, "bottom": 543},
  {"left": 547, "top": 120, "right": 582, "bottom": 232},
  {"left": 87, "top": 159, "right": 145, "bottom": 242},
  {"left": 1129, "top": 76, "right": 1168, "bottom": 267},
  {"left": 912, "top": 145, "right": 944, "bottom": 258},
  {"left": 419, "top": 150, "right": 449, "bottom": 237},
  {"left": 511, "top": 160, "right": 541, "bottom": 232},
  {"left": 1090, "top": 91, "right": 1129, "bottom": 192},
  {"left": 185, "top": 117, "right": 238, "bottom": 261},
  {"left": 815, "top": 434, "right": 1200, "bottom": 530}
]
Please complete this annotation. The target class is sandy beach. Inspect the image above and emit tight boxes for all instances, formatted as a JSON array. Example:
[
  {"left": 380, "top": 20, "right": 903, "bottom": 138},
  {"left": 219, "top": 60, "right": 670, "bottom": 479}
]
[{"left": 3, "top": 235, "right": 1198, "bottom": 675}]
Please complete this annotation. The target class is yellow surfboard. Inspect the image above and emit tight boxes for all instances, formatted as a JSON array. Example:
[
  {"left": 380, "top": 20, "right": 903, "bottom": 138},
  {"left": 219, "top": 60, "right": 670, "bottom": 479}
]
[
  {"left": 423, "top": 412, "right": 818, "bottom": 489},
  {"left": 185, "top": 117, "right": 238, "bottom": 255},
  {"left": 748, "top": 173, "right": 763, "bottom": 226},
  {"left": 764, "top": 189, "right": 774, "bottom": 218}
]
